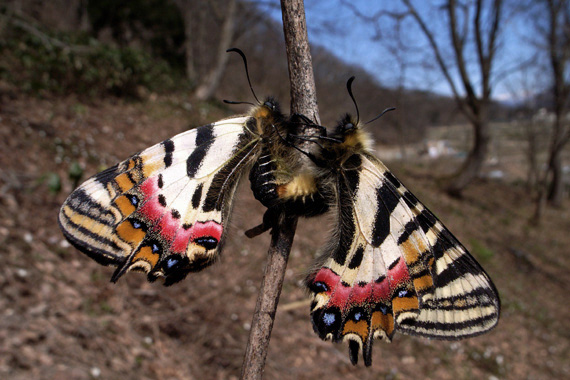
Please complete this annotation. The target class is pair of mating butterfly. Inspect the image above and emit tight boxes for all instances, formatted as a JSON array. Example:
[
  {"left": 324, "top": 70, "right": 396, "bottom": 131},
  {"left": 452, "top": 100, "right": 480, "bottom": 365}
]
[{"left": 59, "top": 48, "right": 499, "bottom": 366}]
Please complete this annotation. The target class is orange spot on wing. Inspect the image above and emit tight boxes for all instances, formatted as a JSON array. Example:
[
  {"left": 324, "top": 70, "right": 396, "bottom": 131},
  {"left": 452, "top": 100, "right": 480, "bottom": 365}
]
[
  {"left": 342, "top": 320, "right": 369, "bottom": 341},
  {"left": 115, "top": 173, "right": 135, "bottom": 193},
  {"left": 413, "top": 274, "right": 434, "bottom": 292},
  {"left": 116, "top": 220, "right": 146, "bottom": 246},
  {"left": 392, "top": 296, "right": 419, "bottom": 314},
  {"left": 114, "top": 195, "right": 135, "bottom": 217},
  {"left": 142, "top": 159, "right": 163, "bottom": 178},
  {"left": 400, "top": 231, "right": 427, "bottom": 265},
  {"left": 371, "top": 310, "right": 394, "bottom": 337},
  {"left": 133, "top": 245, "right": 159, "bottom": 267}
]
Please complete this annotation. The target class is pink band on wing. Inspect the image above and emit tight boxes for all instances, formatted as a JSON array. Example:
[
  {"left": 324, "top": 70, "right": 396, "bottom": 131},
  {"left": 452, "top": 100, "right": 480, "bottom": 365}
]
[{"left": 191, "top": 221, "right": 223, "bottom": 242}]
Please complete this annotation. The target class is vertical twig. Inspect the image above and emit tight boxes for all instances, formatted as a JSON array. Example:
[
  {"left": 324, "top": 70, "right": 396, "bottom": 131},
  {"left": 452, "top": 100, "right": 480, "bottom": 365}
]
[
  {"left": 281, "top": 0, "right": 320, "bottom": 121},
  {"left": 240, "top": 213, "right": 298, "bottom": 380},
  {"left": 240, "top": 0, "right": 319, "bottom": 379}
]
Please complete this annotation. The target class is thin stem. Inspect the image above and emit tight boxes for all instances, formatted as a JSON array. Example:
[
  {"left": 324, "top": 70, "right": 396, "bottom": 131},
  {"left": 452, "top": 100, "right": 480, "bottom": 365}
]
[{"left": 240, "top": 0, "right": 320, "bottom": 379}]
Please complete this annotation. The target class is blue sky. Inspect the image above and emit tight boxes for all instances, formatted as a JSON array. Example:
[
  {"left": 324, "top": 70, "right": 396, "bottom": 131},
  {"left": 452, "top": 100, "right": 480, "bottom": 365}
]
[{"left": 259, "top": 0, "right": 544, "bottom": 102}]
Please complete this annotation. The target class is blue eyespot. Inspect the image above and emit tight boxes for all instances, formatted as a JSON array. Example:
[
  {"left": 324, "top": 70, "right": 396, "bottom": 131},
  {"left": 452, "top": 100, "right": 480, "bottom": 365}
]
[
  {"left": 314, "top": 281, "right": 328, "bottom": 292},
  {"left": 129, "top": 195, "right": 139, "bottom": 206},
  {"left": 323, "top": 312, "right": 336, "bottom": 326},
  {"left": 166, "top": 257, "right": 179, "bottom": 269},
  {"left": 354, "top": 312, "right": 362, "bottom": 321}
]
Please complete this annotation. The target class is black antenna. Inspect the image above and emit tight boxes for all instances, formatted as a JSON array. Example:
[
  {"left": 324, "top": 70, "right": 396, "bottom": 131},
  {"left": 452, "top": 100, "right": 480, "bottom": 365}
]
[
  {"left": 227, "top": 48, "right": 260, "bottom": 104},
  {"left": 365, "top": 107, "right": 396, "bottom": 125},
  {"left": 223, "top": 100, "right": 255, "bottom": 106},
  {"left": 346, "top": 76, "right": 360, "bottom": 125}
]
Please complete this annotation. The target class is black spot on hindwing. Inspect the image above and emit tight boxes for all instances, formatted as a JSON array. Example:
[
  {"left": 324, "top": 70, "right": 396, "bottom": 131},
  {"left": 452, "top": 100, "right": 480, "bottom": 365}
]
[
  {"left": 191, "top": 183, "right": 203, "bottom": 209},
  {"left": 348, "top": 245, "right": 365, "bottom": 269}
]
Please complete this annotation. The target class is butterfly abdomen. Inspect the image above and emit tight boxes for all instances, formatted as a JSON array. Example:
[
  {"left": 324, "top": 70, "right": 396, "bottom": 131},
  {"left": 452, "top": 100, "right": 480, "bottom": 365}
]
[{"left": 249, "top": 149, "right": 329, "bottom": 217}]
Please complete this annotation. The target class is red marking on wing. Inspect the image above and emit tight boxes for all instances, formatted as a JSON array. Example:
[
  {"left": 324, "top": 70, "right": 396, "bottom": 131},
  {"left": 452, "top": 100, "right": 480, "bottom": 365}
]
[
  {"left": 139, "top": 198, "right": 163, "bottom": 222},
  {"left": 371, "top": 278, "right": 390, "bottom": 302},
  {"left": 348, "top": 282, "right": 373, "bottom": 305},
  {"left": 191, "top": 221, "right": 223, "bottom": 242},
  {"left": 312, "top": 257, "right": 413, "bottom": 311},
  {"left": 171, "top": 228, "right": 193, "bottom": 253},
  {"left": 139, "top": 177, "right": 163, "bottom": 221},
  {"left": 140, "top": 176, "right": 159, "bottom": 197},
  {"left": 170, "top": 221, "right": 224, "bottom": 253},
  {"left": 389, "top": 258, "right": 410, "bottom": 284},
  {"left": 157, "top": 212, "right": 179, "bottom": 241}
]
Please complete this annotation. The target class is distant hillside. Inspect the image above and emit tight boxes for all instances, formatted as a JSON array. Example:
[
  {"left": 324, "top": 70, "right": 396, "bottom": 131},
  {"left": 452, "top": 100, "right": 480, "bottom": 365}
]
[{"left": 1, "top": 0, "right": 510, "bottom": 144}]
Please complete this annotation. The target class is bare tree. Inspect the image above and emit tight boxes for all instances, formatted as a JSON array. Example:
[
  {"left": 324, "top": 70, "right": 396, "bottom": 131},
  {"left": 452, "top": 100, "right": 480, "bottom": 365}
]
[
  {"left": 399, "top": 0, "right": 504, "bottom": 196},
  {"left": 526, "top": 0, "right": 570, "bottom": 222},
  {"left": 193, "top": 0, "right": 237, "bottom": 100},
  {"left": 172, "top": 0, "right": 237, "bottom": 98},
  {"left": 343, "top": 0, "right": 506, "bottom": 195},
  {"left": 505, "top": 65, "right": 546, "bottom": 192},
  {"left": 172, "top": 0, "right": 197, "bottom": 82},
  {"left": 540, "top": 0, "right": 570, "bottom": 207}
]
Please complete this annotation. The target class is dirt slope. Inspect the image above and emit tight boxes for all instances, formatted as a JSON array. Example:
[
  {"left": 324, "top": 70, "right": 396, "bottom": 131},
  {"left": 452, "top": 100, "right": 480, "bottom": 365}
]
[{"left": 1, "top": 90, "right": 568, "bottom": 380}]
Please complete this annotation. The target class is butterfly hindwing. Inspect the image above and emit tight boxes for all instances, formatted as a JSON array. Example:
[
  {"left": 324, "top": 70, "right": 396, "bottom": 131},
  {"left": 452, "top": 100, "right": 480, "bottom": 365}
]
[
  {"left": 59, "top": 115, "right": 262, "bottom": 285},
  {"left": 306, "top": 116, "right": 500, "bottom": 366}
]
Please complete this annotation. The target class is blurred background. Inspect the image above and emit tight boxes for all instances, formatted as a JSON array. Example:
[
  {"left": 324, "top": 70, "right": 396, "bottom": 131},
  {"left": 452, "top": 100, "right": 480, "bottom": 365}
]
[{"left": 0, "top": 0, "right": 568, "bottom": 379}]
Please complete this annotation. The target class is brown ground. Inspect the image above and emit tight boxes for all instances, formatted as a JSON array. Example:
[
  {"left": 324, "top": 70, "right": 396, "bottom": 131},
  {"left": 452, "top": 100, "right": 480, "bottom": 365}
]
[{"left": 1, "top": 88, "right": 569, "bottom": 380}]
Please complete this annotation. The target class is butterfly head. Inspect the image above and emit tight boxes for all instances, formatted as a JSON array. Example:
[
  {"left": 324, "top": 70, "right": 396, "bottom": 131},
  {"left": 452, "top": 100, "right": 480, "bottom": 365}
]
[
  {"left": 251, "top": 96, "right": 281, "bottom": 117},
  {"left": 333, "top": 114, "right": 359, "bottom": 138},
  {"left": 328, "top": 113, "right": 371, "bottom": 154}
]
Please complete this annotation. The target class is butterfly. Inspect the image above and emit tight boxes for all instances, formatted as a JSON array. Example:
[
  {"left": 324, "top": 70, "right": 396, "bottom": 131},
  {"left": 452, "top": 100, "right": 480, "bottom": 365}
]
[
  {"left": 58, "top": 48, "right": 326, "bottom": 286},
  {"left": 303, "top": 77, "right": 500, "bottom": 366}
]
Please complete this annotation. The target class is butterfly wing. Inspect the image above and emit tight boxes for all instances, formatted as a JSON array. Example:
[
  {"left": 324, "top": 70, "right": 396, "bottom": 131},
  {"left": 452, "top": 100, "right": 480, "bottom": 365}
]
[
  {"left": 307, "top": 153, "right": 500, "bottom": 365},
  {"left": 59, "top": 116, "right": 258, "bottom": 285}
]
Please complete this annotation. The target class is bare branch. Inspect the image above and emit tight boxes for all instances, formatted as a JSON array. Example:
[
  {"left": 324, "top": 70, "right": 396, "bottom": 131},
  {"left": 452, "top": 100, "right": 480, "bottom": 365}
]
[
  {"left": 281, "top": 0, "right": 320, "bottom": 120},
  {"left": 449, "top": 0, "right": 477, "bottom": 107},
  {"left": 240, "top": 0, "right": 319, "bottom": 378},
  {"left": 401, "top": 0, "right": 476, "bottom": 123}
]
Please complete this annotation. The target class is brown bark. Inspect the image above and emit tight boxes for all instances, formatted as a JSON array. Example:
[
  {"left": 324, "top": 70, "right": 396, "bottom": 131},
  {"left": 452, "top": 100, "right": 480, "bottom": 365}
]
[
  {"left": 280, "top": 0, "right": 320, "bottom": 122},
  {"left": 194, "top": 0, "right": 237, "bottom": 100},
  {"left": 240, "top": 1, "right": 319, "bottom": 379},
  {"left": 547, "top": 149, "right": 564, "bottom": 204},
  {"left": 240, "top": 213, "right": 298, "bottom": 380}
]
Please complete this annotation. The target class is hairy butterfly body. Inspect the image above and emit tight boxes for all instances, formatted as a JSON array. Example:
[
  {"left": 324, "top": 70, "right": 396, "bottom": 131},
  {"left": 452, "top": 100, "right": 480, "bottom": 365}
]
[{"left": 305, "top": 80, "right": 500, "bottom": 366}]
